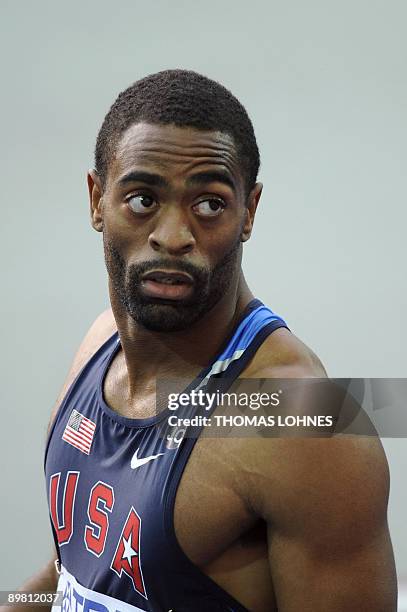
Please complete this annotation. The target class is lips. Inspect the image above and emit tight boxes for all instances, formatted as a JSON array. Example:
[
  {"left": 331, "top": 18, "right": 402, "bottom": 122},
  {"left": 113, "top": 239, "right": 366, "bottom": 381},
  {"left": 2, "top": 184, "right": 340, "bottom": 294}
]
[
  {"left": 142, "top": 270, "right": 194, "bottom": 285},
  {"left": 140, "top": 269, "right": 194, "bottom": 300}
]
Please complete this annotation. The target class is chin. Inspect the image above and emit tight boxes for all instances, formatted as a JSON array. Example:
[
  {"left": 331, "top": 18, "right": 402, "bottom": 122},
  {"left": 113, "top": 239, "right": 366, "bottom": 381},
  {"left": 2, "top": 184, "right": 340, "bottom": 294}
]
[{"left": 128, "top": 302, "right": 204, "bottom": 332}]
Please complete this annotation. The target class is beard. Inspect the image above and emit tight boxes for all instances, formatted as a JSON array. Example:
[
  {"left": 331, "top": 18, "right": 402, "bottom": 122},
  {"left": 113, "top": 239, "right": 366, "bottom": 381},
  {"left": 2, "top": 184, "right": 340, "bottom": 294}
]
[{"left": 103, "top": 236, "right": 242, "bottom": 332}]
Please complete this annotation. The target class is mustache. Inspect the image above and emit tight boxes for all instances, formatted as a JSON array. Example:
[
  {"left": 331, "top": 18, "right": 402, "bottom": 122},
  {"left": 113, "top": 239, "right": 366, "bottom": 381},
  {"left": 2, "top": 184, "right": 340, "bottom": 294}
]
[{"left": 127, "top": 258, "right": 210, "bottom": 284}]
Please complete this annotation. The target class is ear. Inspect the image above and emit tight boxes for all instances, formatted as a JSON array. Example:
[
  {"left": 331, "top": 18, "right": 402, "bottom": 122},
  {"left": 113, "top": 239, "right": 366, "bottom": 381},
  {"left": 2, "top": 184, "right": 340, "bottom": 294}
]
[
  {"left": 241, "top": 182, "right": 263, "bottom": 242},
  {"left": 87, "top": 169, "right": 104, "bottom": 232}
]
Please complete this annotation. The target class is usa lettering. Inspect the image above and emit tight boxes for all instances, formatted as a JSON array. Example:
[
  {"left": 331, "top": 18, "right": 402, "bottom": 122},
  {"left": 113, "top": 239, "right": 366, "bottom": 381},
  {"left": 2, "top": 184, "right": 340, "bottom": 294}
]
[{"left": 49, "top": 472, "right": 146, "bottom": 599}]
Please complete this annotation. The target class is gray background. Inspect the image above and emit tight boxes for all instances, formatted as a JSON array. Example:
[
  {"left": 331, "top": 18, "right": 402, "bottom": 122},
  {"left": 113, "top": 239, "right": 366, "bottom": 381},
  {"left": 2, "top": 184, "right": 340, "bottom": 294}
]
[{"left": 1, "top": 0, "right": 406, "bottom": 596}]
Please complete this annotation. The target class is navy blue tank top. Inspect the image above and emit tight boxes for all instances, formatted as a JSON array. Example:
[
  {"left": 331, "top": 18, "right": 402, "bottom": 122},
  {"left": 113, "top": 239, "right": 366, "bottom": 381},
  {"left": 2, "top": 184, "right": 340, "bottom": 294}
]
[{"left": 45, "top": 299, "right": 289, "bottom": 612}]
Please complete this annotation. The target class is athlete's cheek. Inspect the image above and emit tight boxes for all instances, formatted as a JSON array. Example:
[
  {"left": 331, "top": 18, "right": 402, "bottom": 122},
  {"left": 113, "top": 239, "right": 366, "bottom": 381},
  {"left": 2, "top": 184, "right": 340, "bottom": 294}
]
[
  {"left": 103, "top": 214, "right": 152, "bottom": 260},
  {"left": 200, "top": 226, "right": 242, "bottom": 260}
]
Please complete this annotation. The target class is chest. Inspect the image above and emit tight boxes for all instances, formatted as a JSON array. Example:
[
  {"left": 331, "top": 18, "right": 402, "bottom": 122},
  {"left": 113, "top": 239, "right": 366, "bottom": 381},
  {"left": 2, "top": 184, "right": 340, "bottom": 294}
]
[
  {"left": 173, "top": 435, "right": 258, "bottom": 566},
  {"left": 103, "top": 370, "right": 256, "bottom": 565},
  {"left": 47, "top": 408, "right": 256, "bottom": 564}
]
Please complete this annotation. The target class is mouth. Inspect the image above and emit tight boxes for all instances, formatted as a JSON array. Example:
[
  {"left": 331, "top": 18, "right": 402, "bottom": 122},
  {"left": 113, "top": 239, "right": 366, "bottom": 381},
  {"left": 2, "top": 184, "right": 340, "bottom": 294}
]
[
  {"left": 140, "top": 269, "right": 194, "bottom": 301},
  {"left": 142, "top": 270, "right": 194, "bottom": 285}
]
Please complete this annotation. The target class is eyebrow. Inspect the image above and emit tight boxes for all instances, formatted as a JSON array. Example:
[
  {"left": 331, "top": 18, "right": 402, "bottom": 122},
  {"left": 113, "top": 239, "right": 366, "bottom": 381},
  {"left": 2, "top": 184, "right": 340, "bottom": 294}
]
[
  {"left": 117, "top": 171, "right": 168, "bottom": 188},
  {"left": 117, "top": 170, "right": 237, "bottom": 193},
  {"left": 186, "top": 171, "right": 236, "bottom": 193}
]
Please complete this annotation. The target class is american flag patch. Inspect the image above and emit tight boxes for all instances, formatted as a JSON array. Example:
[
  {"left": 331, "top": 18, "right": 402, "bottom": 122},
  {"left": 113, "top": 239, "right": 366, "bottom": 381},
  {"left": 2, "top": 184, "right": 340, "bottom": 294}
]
[{"left": 62, "top": 409, "right": 96, "bottom": 455}]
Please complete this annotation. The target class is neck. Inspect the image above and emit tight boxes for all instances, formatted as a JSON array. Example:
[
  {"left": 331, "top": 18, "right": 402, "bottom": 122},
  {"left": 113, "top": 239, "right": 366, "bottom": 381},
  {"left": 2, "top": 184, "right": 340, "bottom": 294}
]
[{"left": 109, "top": 272, "right": 253, "bottom": 399}]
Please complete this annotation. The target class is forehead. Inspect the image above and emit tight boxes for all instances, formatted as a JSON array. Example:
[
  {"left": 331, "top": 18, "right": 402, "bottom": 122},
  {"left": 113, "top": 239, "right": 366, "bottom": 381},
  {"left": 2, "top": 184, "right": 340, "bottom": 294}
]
[{"left": 109, "top": 122, "right": 243, "bottom": 188}]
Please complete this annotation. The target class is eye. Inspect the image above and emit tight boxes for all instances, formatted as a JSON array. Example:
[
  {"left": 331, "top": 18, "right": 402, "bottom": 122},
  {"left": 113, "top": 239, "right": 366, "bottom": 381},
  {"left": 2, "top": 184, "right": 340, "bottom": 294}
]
[
  {"left": 193, "top": 199, "right": 226, "bottom": 217},
  {"left": 126, "top": 194, "right": 157, "bottom": 214}
]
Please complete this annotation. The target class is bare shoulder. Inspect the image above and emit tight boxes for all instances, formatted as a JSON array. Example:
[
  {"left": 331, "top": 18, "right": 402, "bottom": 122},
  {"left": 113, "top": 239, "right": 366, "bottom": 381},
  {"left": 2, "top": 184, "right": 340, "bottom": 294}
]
[
  {"left": 236, "top": 327, "right": 390, "bottom": 527},
  {"left": 242, "top": 434, "right": 389, "bottom": 524},
  {"left": 243, "top": 326, "right": 328, "bottom": 378},
  {"left": 47, "top": 308, "right": 116, "bottom": 433}
]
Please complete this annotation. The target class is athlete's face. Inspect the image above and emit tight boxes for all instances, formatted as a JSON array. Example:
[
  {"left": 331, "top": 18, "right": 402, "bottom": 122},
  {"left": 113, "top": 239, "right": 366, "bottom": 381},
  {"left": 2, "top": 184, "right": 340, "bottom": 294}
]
[{"left": 88, "top": 122, "right": 262, "bottom": 332}]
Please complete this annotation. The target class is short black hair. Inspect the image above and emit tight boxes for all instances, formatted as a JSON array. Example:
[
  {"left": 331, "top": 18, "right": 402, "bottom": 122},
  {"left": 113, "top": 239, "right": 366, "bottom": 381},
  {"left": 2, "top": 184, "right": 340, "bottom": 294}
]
[{"left": 95, "top": 69, "right": 260, "bottom": 196}]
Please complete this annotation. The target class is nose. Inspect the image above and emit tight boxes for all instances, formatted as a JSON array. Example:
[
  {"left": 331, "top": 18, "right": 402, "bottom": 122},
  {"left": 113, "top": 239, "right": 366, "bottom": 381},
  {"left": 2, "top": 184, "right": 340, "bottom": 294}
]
[{"left": 148, "top": 206, "right": 196, "bottom": 256}]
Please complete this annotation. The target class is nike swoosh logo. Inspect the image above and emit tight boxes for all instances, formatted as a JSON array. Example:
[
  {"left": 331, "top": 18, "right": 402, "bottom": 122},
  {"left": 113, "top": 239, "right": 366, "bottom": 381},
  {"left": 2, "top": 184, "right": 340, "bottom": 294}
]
[{"left": 130, "top": 448, "right": 164, "bottom": 469}]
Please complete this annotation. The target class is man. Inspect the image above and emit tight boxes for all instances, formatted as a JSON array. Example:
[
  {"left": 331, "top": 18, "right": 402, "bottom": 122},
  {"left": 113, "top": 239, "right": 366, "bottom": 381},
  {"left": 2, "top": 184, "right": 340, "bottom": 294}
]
[{"left": 14, "top": 70, "right": 396, "bottom": 611}]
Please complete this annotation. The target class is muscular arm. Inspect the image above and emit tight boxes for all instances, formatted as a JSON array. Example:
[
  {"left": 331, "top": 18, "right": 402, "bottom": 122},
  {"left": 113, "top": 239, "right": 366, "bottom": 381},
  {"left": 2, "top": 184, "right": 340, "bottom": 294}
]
[
  {"left": 246, "top": 435, "right": 397, "bottom": 611},
  {"left": 238, "top": 332, "right": 397, "bottom": 609}
]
